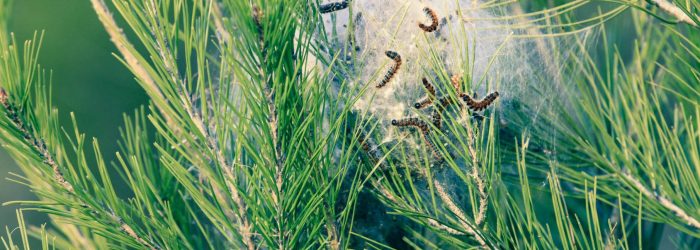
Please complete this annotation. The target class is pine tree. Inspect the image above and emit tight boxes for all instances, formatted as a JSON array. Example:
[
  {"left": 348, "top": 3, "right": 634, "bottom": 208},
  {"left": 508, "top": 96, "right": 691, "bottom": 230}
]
[{"left": 0, "top": 0, "right": 698, "bottom": 249}]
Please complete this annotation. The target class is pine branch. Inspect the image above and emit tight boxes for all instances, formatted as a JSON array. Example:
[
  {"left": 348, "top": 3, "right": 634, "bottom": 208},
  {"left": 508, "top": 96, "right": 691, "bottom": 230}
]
[
  {"left": 433, "top": 179, "right": 487, "bottom": 247},
  {"left": 0, "top": 89, "right": 73, "bottom": 193},
  {"left": 0, "top": 88, "right": 159, "bottom": 250},
  {"left": 621, "top": 169, "right": 700, "bottom": 230},
  {"left": 465, "top": 124, "right": 488, "bottom": 227},
  {"left": 89, "top": 0, "right": 166, "bottom": 106},
  {"left": 649, "top": 0, "right": 698, "bottom": 27}
]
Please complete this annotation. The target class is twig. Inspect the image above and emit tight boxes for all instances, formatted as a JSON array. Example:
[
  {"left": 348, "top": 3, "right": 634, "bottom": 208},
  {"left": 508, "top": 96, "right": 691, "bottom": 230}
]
[
  {"left": 0, "top": 89, "right": 73, "bottom": 193},
  {"left": 649, "top": 0, "right": 698, "bottom": 27},
  {"left": 620, "top": 170, "right": 700, "bottom": 230},
  {"left": 142, "top": 2, "right": 256, "bottom": 248},
  {"left": 252, "top": 5, "right": 286, "bottom": 249},
  {"left": 211, "top": 2, "right": 232, "bottom": 44},
  {"left": 434, "top": 179, "right": 487, "bottom": 246},
  {"left": 0, "top": 89, "right": 159, "bottom": 250},
  {"left": 465, "top": 125, "right": 488, "bottom": 226},
  {"left": 89, "top": 0, "right": 166, "bottom": 108}
]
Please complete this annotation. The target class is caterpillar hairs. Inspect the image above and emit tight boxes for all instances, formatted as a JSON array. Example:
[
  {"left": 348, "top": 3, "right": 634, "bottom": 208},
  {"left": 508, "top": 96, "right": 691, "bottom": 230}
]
[
  {"left": 414, "top": 78, "right": 436, "bottom": 109},
  {"left": 391, "top": 117, "right": 427, "bottom": 130},
  {"left": 376, "top": 50, "right": 402, "bottom": 88},
  {"left": 431, "top": 96, "right": 459, "bottom": 129},
  {"left": 462, "top": 91, "right": 500, "bottom": 111},
  {"left": 418, "top": 7, "right": 439, "bottom": 32},
  {"left": 391, "top": 118, "right": 442, "bottom": 161},
  {"left": 319, "top": 1, "right": 349, "bottom": 14}
]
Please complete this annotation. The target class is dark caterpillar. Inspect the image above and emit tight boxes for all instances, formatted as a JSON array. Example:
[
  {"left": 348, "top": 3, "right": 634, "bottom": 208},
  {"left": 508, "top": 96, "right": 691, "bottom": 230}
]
[
  {"left": 431, "top": 96, "right": 459, "bottom": 129},
  {"left": 376, "top": 51, "right": 402, "bottom": 88},
  {"left": 418, "top": 7, "right": 439, "bottom": 32},
  {"left": 319, "top": 1, "right": 349, "bottom": 14},
  {"left": 462, "top": 91, "right": 500, "bottom": 111},
  {"left": 391, "top": 118, "right": 442, "bottom": 161},
  {"left": 391, "top": 118, "right": 428, "bottom": 131},
  {"left": 414, "top": 78, "right": 436, "bottom": 109}
]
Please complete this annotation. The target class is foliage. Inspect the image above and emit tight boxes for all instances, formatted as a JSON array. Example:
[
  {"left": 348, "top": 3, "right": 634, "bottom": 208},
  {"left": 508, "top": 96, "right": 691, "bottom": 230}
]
[{"left": 0, "top": 0, "right": 698, "bottom": 249}]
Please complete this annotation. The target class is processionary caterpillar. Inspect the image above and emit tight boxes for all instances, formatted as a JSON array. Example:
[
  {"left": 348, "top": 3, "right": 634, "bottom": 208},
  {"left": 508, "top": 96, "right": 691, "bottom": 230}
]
[
  {"left": 462, "top": 92, "right": 500, "bottom": 111},
  {"left": 431, "top": 96, "right": 458, "bottom": 129},
  {"left": 414, "top": 78, "right": 436, "bottom": 109},
  {"left": 418, "top": 7, "right": 439, "bottom": 32},
  {"left": 319, "top": 1, "right": 349, "bottom": 14},
  {"left": 377, "top": 51, "right": 402, "bottom": 88},
  {"left": 391, "top": 118, "right": 442, "bottom": 161}
]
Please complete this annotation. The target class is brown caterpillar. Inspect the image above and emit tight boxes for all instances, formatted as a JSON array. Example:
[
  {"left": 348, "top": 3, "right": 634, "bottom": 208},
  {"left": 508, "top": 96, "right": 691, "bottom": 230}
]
[
  {"left": 319, "top": 1, "right": 349, "bottom": 14},
  {"left": 391, "top": 118, "right": 428, "bottom": 131},
  {"left": 391, "top": 118, "right": 442, "bottom": 160},
  {"left": 431, "top": 96, "right": 458, "bottom": 129},
  {"left": 462, "top": 91, "right": 500, "bottom": 111},
  {"left": 418, "top": 7, "right": 439, "bottom": 32},
  {"left": 377, "top": 51, "right": 402, "bottom": 88},
  {"left": 414, "top": 78, "right": 436, "bottom": 109}
]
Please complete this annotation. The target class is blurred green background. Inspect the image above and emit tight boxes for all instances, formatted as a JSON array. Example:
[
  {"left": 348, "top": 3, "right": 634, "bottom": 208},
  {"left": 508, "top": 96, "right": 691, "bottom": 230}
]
[{"left": 1, "top": 1, "right": 147, "bottom": 228}]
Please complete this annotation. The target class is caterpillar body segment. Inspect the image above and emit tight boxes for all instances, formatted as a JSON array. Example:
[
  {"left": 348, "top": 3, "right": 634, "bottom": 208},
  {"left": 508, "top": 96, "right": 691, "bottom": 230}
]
[
  {"left": 319, "top": 1, "right": 349, "bottom": 14},
  {"left": 376, "top": 51, "right": 402, "bottom": 88},
  {"left": 418, "top": 7, "right": 439, "bottom": 32},
  {"left": 414, "top": 78, "right": 436, "bottom": 109},
  {"left": 462, "top": 91, "right": 499, "bottom": 111}
]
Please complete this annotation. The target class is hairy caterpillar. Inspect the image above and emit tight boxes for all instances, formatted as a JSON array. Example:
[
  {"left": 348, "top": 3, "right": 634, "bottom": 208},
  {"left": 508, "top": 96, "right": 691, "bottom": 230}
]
[
  {"left": 391, "top": 118, "right": 428, "bottom": 131},
  {"left": 319, "top": 1, "right": 349, "bottom": 14},
  {"left": 414, "top": 78, "right": 436, "bottom": 109},
  {"left": 418, "top": 7, "right": 439, "bottom": 32},
  {"left": 462, "top": 91, "right": 500, "bottom": 111},
  {"left": 391, "top": 118, "right": 442, "bottom": 160},
  {"left": 376, "top": 51, "right": 402, "bottom": 88},
  {"left": 431, "top": 96, "right": 459, "bottom": 129}
]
